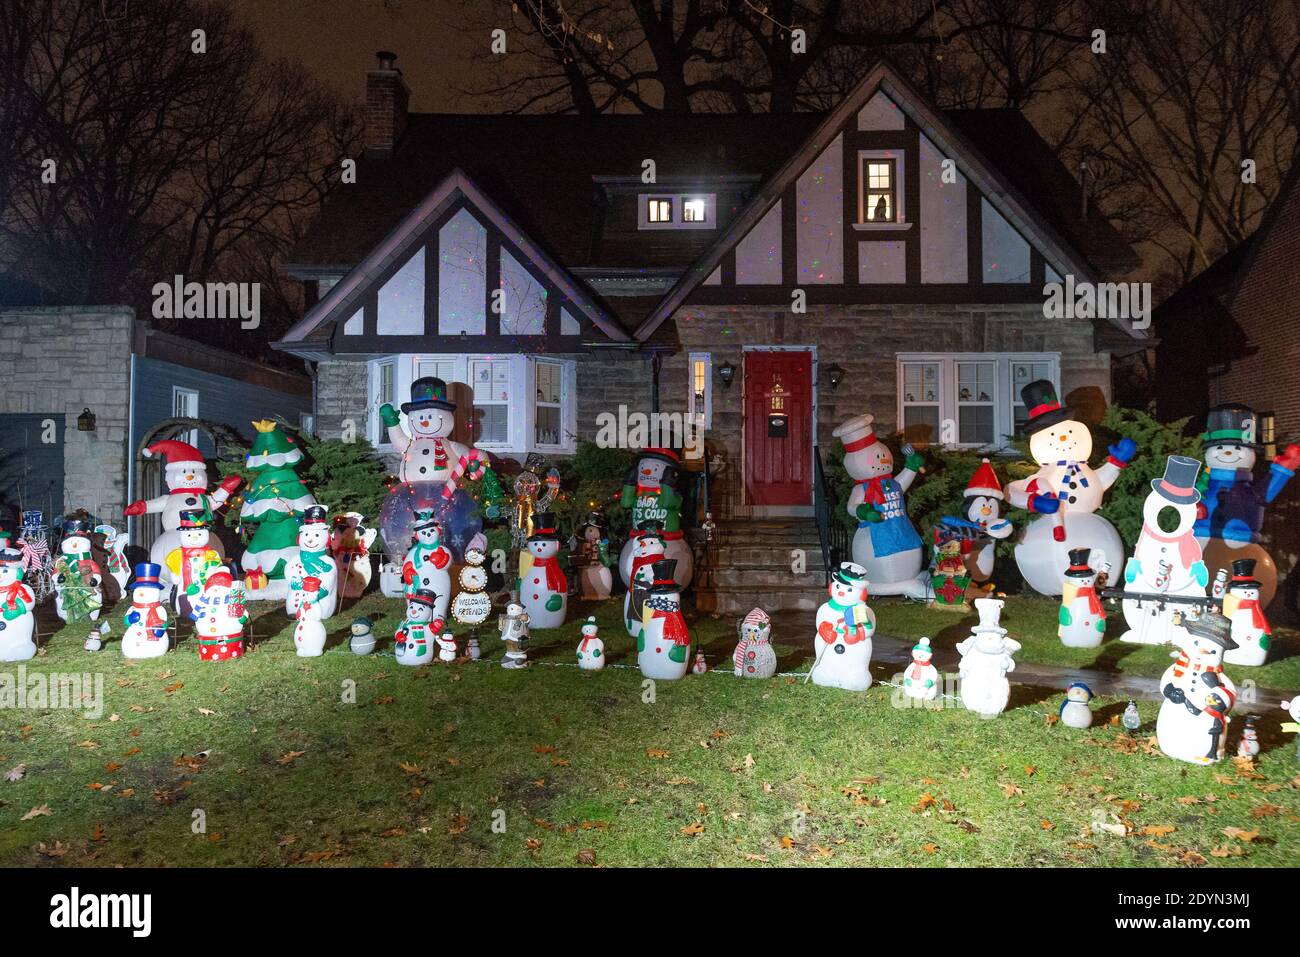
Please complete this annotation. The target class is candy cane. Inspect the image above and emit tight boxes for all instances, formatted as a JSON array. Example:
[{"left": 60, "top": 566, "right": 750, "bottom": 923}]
[{"left": 441, "top": 449, "right": 487, "bottom": 499}]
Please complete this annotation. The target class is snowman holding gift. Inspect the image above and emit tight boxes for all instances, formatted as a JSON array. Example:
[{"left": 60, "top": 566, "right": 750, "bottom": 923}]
[{"left": 1007, "top": 380, "right": 1133, "bottom": 596}]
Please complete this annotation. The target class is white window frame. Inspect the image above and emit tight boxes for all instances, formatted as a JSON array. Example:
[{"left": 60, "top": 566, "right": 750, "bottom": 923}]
[
  {"left": 895, "top": 352, "right": 1060, "bottom": 450},
  {"left": 370, "top": 358, "right": 397, "bottom": 447},
  {"left": 368, "top": 354, "right": 577, "bottom": 456},
  {"left": 172, "top": 387, "right": 199, "bottom": 446},
  {"left": 638, "top": 192, "right": 716, "bottom": 230},
  {"left": 855, "top": 150, "right": 909, "bottom": 230},
  {"left": 688, "top": 352, "right": 713, "bottom": 429}
]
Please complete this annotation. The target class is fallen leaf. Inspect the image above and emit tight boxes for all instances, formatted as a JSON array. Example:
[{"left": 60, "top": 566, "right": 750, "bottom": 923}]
[
  {"left": 21, "top": 804, "right": 52, "bottom": 821},
  {"left": 1040, "top": 819, "right": 1055, "bottom": 831},
  {"left": 533, "top": 744, "right": 558, "bottom": 754},
  {"left": 1000, "top": 783, "right": 1023, "bottom": 798},
  {"left": 922, "top": 842, "right": 939, "bottom": 854},
  {"left": 1141, "top": 824, "right": 1177, "bottom": 837},
  {"left": 4, "top": 764, "right": 25, "bottom": 782},
  {"left": 397, "top": 761, "right": 422, "bottom": 775},
  {"left": 525, "top": 838, "right": 542, "bottom": 851},
  {"left": 680, "top": 821, "right": 705, "bottom": 837},
  {"left": 197, "top": 708, "right": 215, "bottom": 717},
  {"left": 1222, "top": 826, "right": 1260, "bottom": 842},
  {"left": 276, "top": 751, "right": 305, "bottom": 766},
  {"left": 104, "top": 761, "right": 123, "bottom": 773},
  {"left": 912, "top": 793, "right": 937, "bottom": 813},
  {"left": 575, "top": 848, "right": 598, "bottom": 866},
  {"left": 90, "top": 823, "right": 106, "bottom": 842},
  {"left": 646, "top": 748, "right": 669, "bottom": 759}
]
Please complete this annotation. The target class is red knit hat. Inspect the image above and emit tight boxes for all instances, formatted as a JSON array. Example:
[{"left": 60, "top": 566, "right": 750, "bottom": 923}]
[
  {"left": 964, "top": 458, "right": 1004, "bottom": 501},
  {"left": 143, "top": 440, "right": 203, "bottom": 468}
]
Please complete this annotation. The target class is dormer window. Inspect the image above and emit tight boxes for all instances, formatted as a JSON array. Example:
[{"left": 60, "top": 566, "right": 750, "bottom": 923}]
[{"left": 639, "top": 192, "right": 715, "bottom": 230}]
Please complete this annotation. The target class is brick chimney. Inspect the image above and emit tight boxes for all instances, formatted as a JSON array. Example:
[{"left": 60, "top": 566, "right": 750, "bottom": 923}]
[{"left": 365, "top": 50, "right": 409, "bottom": 159}]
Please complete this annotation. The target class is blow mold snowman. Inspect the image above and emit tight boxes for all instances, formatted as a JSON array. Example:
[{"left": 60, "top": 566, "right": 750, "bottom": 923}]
[
  {"left": 1221, "top": 558, "right": 1271, "bottom": 667},
  {"left": 811, "top": 562, "right": 876, "bottom": 692},
  {"left": 0, "top": 547, "right": 37, "bottom": 661},
  {"left": 623, "top": 521, "right": 667, "bottom": 638},
  {"left": 1007, "top": 380, "right": 1132, "bottom": 596},
  {"left": 1194, "top": 403, "right": 1300, "bottom": 609},
  {"left": 124, "top": 439, "right": 240, "bottom": 590},
  {"left": 576, "top": 616, "right": 605, "bottom": 671},
  {"left": 1157, "top": 610, "right": 1237, "bottom": 764},
  {"left": 519, "top": 512, "right": 568, "bottom": 630},
  {"left": 832, "top": 413, "right": 928, "bottom": 598},
  {"left": 54, "top": 517, "right": 103, "bottom": 624},
  {"left": 120, "top": 562, "right": 168, "bottom": 659},
  {"left": 402, "top": 508, "right": 452, "bottom": 620},
  {"left": 636, "top": 558, "right": 691, "bottom": 681},
  {"left": 285, "top": 506, "right": 338, "bottom": 622},
  {"left": 955, "top": 598, "right": 1020, "bottom": 717},
  {"left": 619, "top": 448, "right": 693, "bottom": 590},
  {"left": 960, "top": 459, "right": 1014, "bottom": 584}
]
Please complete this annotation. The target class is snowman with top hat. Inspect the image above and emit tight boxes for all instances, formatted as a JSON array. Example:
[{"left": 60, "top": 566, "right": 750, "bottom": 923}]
[
  {"left": 380, "top": 376, "right": 486, "bottom": 490},
  {"left": 53, "top": 516, "right": 104, "bottom": 624},
  {"left": 955, "top": 598, "right": 1020, "bottom": 717},
  {"left": 1194, "top": 403, "right": 1300, "bottom": 609},
  {"left": 1221, "top": 558, "right": 1272, "bottom": 667},
  {"left": 1119, "top": 455, "right": 1210, "bottom": 646},
  {"left": 402, "top": 507, "right": 452, "bottom": 621},
  {"left": 623, "top": 521, "right": 667, "bottom": 638},
  {"left": 636, "top": 558, "right": 691, "bottom": 680},
  {"left": 0, "top": 546, "right": 37, "bottom": 661},
  {"left": 519, "top": 511, "right": 567, "bottom": 630},
  {"left": 1057, "top": 548, "right": 1107, "bottom": 648},
  {"left": 120, "top": 562, "right": 168, "bottom": 659},
  {"left": 832, "top": 413, "right": 929, "bottom": 598},
  {"left": 811, "top": 562, "right": 876, "bottom": 691},
  {"left": 1157, "top": 610, "right": 1237, "bottom": 764},
  {"left": 285, "top": 505, "right": 338, "bottom": 622},
  {"left": 1007, "top": 379, "right": 1133, "bottom": 595},
  {"left": 124, "top": 439, "right": 240, "bottom": 595},
  {"left": 618, "top": 447, "right": 693, "bottom": 590}
]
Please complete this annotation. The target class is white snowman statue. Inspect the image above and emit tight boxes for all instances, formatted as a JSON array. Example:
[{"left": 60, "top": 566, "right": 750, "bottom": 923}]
[
  {"left": 1058, "top": 548, "right": 1107, "bottom": 648},
  {"left": 810, "top": 562, "right": 876, "bottom": 691},
  {"left": 832, "top": 414, "right": 928, "bottom": 598},
  {"left": 395, "top": 589, "right": 441, "bottom": 666},
  {"left": 1058, "top": 682, "right": 1094, "bottom": 728},
  {"left": 53, "top": 517, "right": 103, "bottom": 624},
  {"left": 901, "top": 637, "right": 939, "bottom": 702},
  {"left": 286, "top": 506, "right": 339, "bottom": 622},
  {"left": 0, "top": 546, "right": 37, "bottom": 661},
  {"left": 956, "top": 598, "right": 1021, "bottom": 717},
  {"left": 1221, "top": 559, "right": 1271, "bottom": 666},
  {"left": 379, "top": 376, "right": 485, "bottom": 490},
  {"left": 636, "top": 558, "right": 691, "bottom": 680},
  {"left": 576, "top": 615, "right": 605, "bottom": 671},
  {"left": 292, "top": 576, "right": 328, "bottom": 658},
  {"left": 1119, "top": 456, "right": 1209, "bottom": 646},
  {"left": 1157, "top": 611, "right": 1237, "bottom": 764},
  {"left": 124, "top": 439, "right": 241, "bottom": 594},
  {"left": 732, "top": 607, "right": 777, "bottom": 679},
  {"left": 120, "top": 562, "right": 168, "bottom": 659},
  {"left": 519, "top": 512, "right": 567, "bottom": 630},
  {"left": 1008, "top": 380, "right": 1134, "bottom": 596},
  {"left": 618, "top": 448, "right": 694, "bottom": 590},
  {"left": 402, "top": 508, "right": 452, "bottom": 622},
  {"left": 623, "top": 522, "right": 666, "bottom": 638}
]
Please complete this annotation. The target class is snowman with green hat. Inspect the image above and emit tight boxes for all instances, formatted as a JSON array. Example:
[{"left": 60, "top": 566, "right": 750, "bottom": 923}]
[
  {"left": 402, "top": 507, "right": 452, "bottom": 622},
  {"left": 902, "top": 637, "right": 938, "bottom": 701},
  {"left": 238, "top": 419, "right": 318, "bottom": 600}
]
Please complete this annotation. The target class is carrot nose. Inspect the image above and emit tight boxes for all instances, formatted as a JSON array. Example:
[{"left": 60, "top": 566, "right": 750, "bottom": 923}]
[{"left": 1058, "top": 435, "right": 1068, "bottom": 442}]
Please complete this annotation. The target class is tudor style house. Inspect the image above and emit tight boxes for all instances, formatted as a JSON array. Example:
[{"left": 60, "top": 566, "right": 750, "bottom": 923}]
[{"left": 274, "top": 54, "right": 1141, "bottom": 612}]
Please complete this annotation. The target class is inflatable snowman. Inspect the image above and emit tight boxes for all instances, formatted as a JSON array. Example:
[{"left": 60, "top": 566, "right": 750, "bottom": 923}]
[
  {"left": 292, "top": 576, "right": 327, "bottom": 658},
  {"left": 1221, "top": 559, "right": 1271, "bottom": 666},
  {"left": 164, "top": 510, "right": 222, "bottom": 618},
  {"left": 1058, "top": 682, "right": 1094, "bottom": 728},
  {"left": 576, "top": 616, "right": 605, "bottom": 671},
  {"left": 286, "top": 506, "right": 338, "bottom": 622},
  {"left": 732, "top": 607, "right": 777, "bottom": 679},
  {"left": 832, "top": 414, "right": 928, "bottom": 598},
  {"left": 124, "top": 439, "right": 240, "bottom": 593},
  {"left": 1119, "top": 456, "right": 1210, "bottom": 646},
  {"left": 1058, "top": 548, "right": 1107, "bottom": 648},
  {"left": 1008, "top": 380, "right": 1133, "bottom": 596},
  {"left": 636, "top": 558, "right": 691, "bottom": 681},
  {"left": 0, "top": 546, "right": 37, "bottom": 661},
  {"left": 519, "top": 512, "right": 567, "bottom": 630},
  {"left": 901, "top": 636, "right": 939, "bottom": 702},
  {"left": 618, "top": 448, "right": 693, "bottom": 590},
  {"left": 1194, "top": 403, "right": 1300, "bottom": 609},
  {"left": 624, "top": 522, "right": 666, "bottom": 638},
  {"left": 810, "top": 562, "right": 876, "bottom": 691},
  {"left": 1157, "top": 611, "right": 1237, "bottom": 764},
  {"left": 120, "top": 562, "right": 168, "bottom": 659},
  {"left": 955, "top": 598, "right": 1020, "bottom": 717},
  {"left": 380, "top": 376, "right": 485, "bottom": 489},
  {"left": 402, "top": 508, "right": 452, "bottom": 620}
]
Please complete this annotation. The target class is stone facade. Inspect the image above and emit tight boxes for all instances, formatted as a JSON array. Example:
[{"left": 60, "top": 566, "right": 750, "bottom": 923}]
[{"left": 0, "top": 307, "right": 133, "bottom": 524}]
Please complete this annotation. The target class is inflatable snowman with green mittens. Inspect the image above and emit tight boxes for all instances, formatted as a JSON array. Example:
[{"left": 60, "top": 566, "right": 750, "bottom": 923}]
[
  {"left": 576, "top": 616, "right": 604, "bottom": 671},
  {"left": 519, "top": 512, "right": 567, "bottom": 630},
  {"left": 0, "top": 547, "right": 36, "bottom": 661},
  {"left": 637, "top": 558, "right": 690, "bottom": 680},
  {"left": 285, "top": 506, "right": 338, "bottom": 622}
]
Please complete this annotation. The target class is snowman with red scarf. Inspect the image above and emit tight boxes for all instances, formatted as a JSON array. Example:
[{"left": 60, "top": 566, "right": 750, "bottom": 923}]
[
  {"left": 833, "top": 414, "right": 928, "bottom": 598},
  {"left": 623, "top": 521, "right": 666, "bottom": 638},
  {"left": 1007, "top": 380, "right": 1132, "bottom": 596},
  {"left": 811, "top": 562, "right": 876, "bottom": 692},
  {"left": 519, "top": 512, "right": 567, "bottom": 630},
  {"left": 0, "top": 547, "right": 36, "bottom": 661},
  {"left": 636, "top": 558, "right": 691, "bottom": 680},
  {"left": 618, "top": 448, "right": 693, "bottom": 589},
  {"left": 120, "top": 562, "right": 168, "bottom": 659}
]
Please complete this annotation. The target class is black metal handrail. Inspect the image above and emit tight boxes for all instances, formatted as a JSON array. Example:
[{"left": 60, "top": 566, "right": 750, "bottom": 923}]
[{"left": 813, "top": 444, "right": 848, "bottom": 585}]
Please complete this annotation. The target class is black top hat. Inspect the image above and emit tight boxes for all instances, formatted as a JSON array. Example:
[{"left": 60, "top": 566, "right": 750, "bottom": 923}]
[
  {"left": 648, "top": 558, "right": 680, "bottom": 593},
  {"left": 1064, "top": 548, "right": 1094, "bottom": 578},
  {"left": 413, "top": 507, "right": 440, "bottom": 531},
  {"left": 582, "top": 511, "right": 607, "bottom": 529},
  {"left": 1201, "top": 403, "right": 1260, "bottom": 450},
  {"left": 528, "top": 512, "right": 560, "bottom": 541},
  {"left": 401, "top": 376, "right": 456, "bottom": 414},
  {"left": 1150, "top": 455, "right": 1202, "bottom": 505},
  {"left": 0, "top": 546, "right": 22, "bottom": 564},
  {"left": 1182, "top": 611, "right": 1238, "bottom": 651},
  {"left": 635, "top": 519, "right": 666, "bottom": 540},
  {"left": 1018, "top": 379, "right": 1075, "bottom": 436},
  {"left": 301, "top": 505, "right": 327, "bottom": 525},
  {"left": 1229, "top": 558, "right": 1262, "bottom": 589},
  {"left": 408, "top": 588, "right": 439, "bottom": 608},
  {"left": 62, "top": 516, "right": 93, "bottom": 535},
  {"left": 832, "top": 562, "right": 868, "bottom": 587}
]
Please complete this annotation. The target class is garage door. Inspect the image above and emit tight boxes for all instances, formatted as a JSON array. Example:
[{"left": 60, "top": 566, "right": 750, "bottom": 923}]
[{"left": 0, "top": 413, "right": 64, "bottom": 522}]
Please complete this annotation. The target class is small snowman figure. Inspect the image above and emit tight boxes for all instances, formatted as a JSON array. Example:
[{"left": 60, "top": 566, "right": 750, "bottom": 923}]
[
  {"left": 1280, "top": 697, "right": 1300, "bottom": 761},
  {"left": 732, "top": 607, "right": 777, "bottom": 679},
  {"left": 636, "top": 558, "right": 691, "bottom": 681},
  {"left": 519, "top": 512, "right": 568, "bottom": 630},
  {"left": 1236, "top": 715, "right": 1260, "bottom": 759},
  {"left": 0, "top": 546, "right": 37, "bottom": 661},
  {"left": 576, "top": 616, "right": 604, "bottom": 671},
  {"left": 498, "top": 602, "right": 530, "bottom": 669},
  {"left": 468, "top": 637, "right": 481, "bottom": 661},
  {"left": 1058, "top": 548, "right": 1107, "bottom": 648},
  {"left": 691, "top": 651, "right": 708, "bottom": 675},
  {"left": 349, "top": 617, "right": 375, "bottom": 656},
  {"left": 395, "top": 589, "right": 441, "bottom": 666},
  {"left": 1122, "top": 700, "right": 1142, "bottom": 731},
  {"left": 902, "top": 637, "right": 939, "bottom": 702},
  {"left": 121, "top": 563, "right": 169, "bottom": 659},
  {"left": 1058, "top": 682, "right": 1094, "bottom": 728},
  {"left": 84, "top": 624, "right": 105, "bottom": 652},
  {"left": 436, "top": 629, "right": 458, "bottom": 662},
  {"left": 292, "top": 576, "right": 328, "bottom": 658},
  {"left": 286, "top": 505, "right": 339, "bottom": 622},
  {"left": 1221, "top": 558, "right": 1271, "bottom": 666},
  {"left": 54, "top": 516, "right": 104, "bottom": 624},
  {"left": 811, "top": 562, "right": 876, "bottom": 692},
  {"left": 955, "top": 598, "right": 1021, "bottom": 717}
]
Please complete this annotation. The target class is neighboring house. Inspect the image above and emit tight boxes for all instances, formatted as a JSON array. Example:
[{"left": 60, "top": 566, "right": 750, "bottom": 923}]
[
  {"left": 0, "top": 307, "right": 311, "bottom": 551},
  {"left": 275, "top": 54, "right": 1141, "bottom": 610}
]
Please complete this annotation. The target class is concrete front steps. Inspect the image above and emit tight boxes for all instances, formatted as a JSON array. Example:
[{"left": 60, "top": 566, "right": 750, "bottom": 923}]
[{"left": 694, "top": 519, "right": 828, "bottom": 617}]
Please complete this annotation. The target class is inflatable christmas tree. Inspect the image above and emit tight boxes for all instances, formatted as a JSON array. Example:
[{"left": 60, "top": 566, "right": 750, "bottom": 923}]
[{"left": 239, "top": 420, "right": 317, "bottom": 590}]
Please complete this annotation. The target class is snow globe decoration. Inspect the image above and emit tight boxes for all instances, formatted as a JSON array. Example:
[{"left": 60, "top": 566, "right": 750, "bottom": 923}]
[{"left": 1157, "top": 610, "right": 1237, "bottom": 765}]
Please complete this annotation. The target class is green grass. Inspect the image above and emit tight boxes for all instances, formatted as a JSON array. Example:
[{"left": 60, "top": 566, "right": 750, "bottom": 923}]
[{"left": 2, "top": 594, "right": 1298, "bottom": 867}]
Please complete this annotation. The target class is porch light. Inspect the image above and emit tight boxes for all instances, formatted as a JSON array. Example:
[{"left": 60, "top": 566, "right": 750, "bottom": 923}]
[
  {"left": 717, "top": 361, "right": 736, "bottom": 389},
  {"left": 825, "top": 363, "right": 845, "bottom": 392},
  {"left": 77, "top": 408, "right": 97, "bottom": 432}
]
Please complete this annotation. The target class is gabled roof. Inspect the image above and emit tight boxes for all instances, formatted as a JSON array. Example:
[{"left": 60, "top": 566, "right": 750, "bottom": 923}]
[
  {"left": 634, "top": 60, "right": 1141, "bottom": 340},
  {"left": 275, "top": 169, "right": 631, "bottom": 355}
]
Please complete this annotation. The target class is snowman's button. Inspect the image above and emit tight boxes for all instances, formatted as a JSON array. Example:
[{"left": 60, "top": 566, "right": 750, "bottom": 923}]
[
  {"left": 419, "top": 467, "right": 427, "bottom": 475},
  {"left": 834, "top": 644, "right": 845, "bottom": 654},
  {"left": 422, "top": 448, "right": 430, "bottom": 455}
]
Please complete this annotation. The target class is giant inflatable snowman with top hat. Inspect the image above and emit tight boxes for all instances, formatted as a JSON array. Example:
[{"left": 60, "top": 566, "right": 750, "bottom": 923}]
[
  {"left": 380, "top": 376, "right": 486, "bottom": 490},
  {"left": 1194, "top": 403, "right": 1300, "bottom": 609},
  {"left": 519, "top": 511, "right": 568, "bottom": 630},
  {"left": 1008, "top": 380, "right": 1133, "bottom": 596},
  {"left": 1157, "top": 610, "right": 1237, "bottom": 764},
  {"left": 124, "top": 439, "right": 241, "bottom": 591},
  {"left": 1119, "top": 456, "right": 1210, "bottom": 646},
  {"left": 0, "top": 546, "right": 37, "bottom": 661},
  {"left": 619, "top": 448, "right": 693, "bottom": 590},
  {"left": 833, "top": 413, "right": 929, "bottom": 598}
]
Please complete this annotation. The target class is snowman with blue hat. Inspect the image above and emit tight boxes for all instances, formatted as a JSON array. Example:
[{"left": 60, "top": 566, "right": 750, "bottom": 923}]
[
  {"left": 1058, "top": 682, "right": 1094, "bottom": 729},
  {"left": 121, "top": 562, "right": 169, "bottom": 659}
]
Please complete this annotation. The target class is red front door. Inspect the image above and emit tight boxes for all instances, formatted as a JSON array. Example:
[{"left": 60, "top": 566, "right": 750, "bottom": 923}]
[{"left": 743, "top": 350, "right": 812, "bottom": 506}]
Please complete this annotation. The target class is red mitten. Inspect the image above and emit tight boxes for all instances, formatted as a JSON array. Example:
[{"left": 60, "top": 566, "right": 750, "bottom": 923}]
[
  {"left": 219, "top": 475, "right": 243, "bottom": 493},
  {"left": 1275, "top": 444, "right": 1300, "bottom": 471},
  {"left": 817, "top": 621, "right": 837, "bottom": 643},
  {"left": 431, "top": 549, "right": 450, "bottom": 570},
  {"left": 1196, "top": 502, "right": 1208, "bottom": 521},
  {"left": 124, "top": 500, "right": 147, "bottom": 516},
  {"left": 401, "top": 562, "right": 414, "bottom": 585}
]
